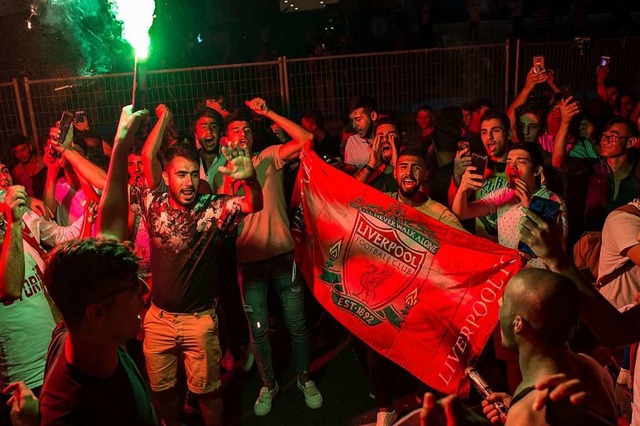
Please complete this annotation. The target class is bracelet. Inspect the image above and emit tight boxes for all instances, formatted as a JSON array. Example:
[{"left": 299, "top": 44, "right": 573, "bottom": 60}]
[{"left": 364, "top": 164, "right": 376, "bottom": 173}]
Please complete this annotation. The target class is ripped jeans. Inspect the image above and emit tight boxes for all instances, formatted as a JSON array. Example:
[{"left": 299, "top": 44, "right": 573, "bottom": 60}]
[{"left": 238, "top": 252, "right": 309, "bottom": 384}]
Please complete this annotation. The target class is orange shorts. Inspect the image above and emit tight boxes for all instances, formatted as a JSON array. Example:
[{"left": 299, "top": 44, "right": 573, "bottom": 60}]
[{"left": 143, "top": 303, "right": 221, "bottom": 394}]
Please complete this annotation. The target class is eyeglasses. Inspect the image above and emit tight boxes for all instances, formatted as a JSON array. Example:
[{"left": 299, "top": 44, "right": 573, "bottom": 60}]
[
  {"left": 601, "top": 134, "right": 632, "bottom": 143},
  {"left": 90, "top": 276, "right": 149, "bottom": 303}
]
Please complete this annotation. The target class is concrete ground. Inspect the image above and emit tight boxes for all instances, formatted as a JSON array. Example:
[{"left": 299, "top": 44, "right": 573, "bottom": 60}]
[{"left": 181, "top": 309, "right": 423, "bottom": 426}]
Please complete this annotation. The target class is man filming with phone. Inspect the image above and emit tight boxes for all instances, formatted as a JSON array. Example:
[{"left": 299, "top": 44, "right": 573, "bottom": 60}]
[
  {"left": 449, "top": 110, "right": 512, "bottom": 240},
  {"left": 452, "top": 142, "right": 567, "bottom": 269}
]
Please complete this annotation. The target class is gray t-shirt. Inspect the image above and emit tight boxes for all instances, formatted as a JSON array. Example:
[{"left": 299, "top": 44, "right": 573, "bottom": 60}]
[{"left": 598, "top": 202, "right": 640, "bottom": 309}]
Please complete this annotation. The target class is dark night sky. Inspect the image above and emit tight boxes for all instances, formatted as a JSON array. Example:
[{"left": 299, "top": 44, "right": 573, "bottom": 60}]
[{"left": 0, "top": 0, "right": 637, "bottom": 79}]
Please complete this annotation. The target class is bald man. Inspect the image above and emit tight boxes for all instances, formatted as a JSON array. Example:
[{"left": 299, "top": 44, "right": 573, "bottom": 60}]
[{"left": 485, "top": 269, "right": 617, "bottom": 425}]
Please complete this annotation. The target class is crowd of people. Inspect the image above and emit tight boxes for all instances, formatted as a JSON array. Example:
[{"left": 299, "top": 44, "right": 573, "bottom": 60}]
[{"left": 1, "top": 56, "right": 640, "bottom": 426}]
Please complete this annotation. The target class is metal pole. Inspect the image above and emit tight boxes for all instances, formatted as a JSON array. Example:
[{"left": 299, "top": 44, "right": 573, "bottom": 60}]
[
  {"left": 278, "top": 56, "right": 286, "bottom": 114},
  {"left": 12, "top": 79, "right": 27, "bottom": 137},
  {"left": 282, "top": 56, "right": 291, "bottom": 117},
  {"left": 23, "top": 77, "right": 39, "bottom": 153},
  {"left": 514, "top": 38, "right": 521, "bottom": 97},
  {"left": 504, "top": 39, "right": 510, "bottom": 110}
]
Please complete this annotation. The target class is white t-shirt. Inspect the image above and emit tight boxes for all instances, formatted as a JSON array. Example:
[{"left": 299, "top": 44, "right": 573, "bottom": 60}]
[
  {"left": 481, "top": 186, "right": 567, "bottom": 269},
  {"left": 54, "top": 178, "right": 86, "bottom": 226},
  {"left": 344, "top": 134, "right": 371, "bottom": 168},
  {"left": 598, "top": 204, "right": 640, "bottom": 309},
  {"left": 0, "top": 209, "right": 82, "bottom": 389},
  {"left": 235, "top": 145, "right": 294, "bottom": 264}
]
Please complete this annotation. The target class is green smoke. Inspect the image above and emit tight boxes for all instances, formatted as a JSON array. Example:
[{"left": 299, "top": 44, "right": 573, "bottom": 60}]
[{"left": 39, "top": 0, "right": 130, "bottom": 75}]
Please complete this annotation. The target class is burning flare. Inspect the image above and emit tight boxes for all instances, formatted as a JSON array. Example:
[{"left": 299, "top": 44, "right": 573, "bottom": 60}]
[{"left": 109, "top": 0, "right": 155, "bottom": 59}]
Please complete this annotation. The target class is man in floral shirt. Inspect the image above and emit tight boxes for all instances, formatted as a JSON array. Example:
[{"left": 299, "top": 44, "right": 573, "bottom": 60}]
[{"left": 98, "top": 106, "right": 263, "bottom": 426}]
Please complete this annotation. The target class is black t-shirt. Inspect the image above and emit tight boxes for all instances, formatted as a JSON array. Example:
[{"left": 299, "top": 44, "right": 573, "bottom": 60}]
[
  {"left": 39, "top": 324, "right": 158, "bottom": 426},
  {"left": 130, "top": 184, "right": 244, "bottom": 313}
]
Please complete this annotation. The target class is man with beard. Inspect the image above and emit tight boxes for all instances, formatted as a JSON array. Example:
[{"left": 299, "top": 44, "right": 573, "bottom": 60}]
[
  {"left": 221, "top": 99, "right": 324, "bottom": 417},
  {"left": 99, "top": 106, "right": 263, "bottom": 426},
  {"left": 461, "top": 98, "right": 493, "bottom": 154},
  {"left": 192, "top": 105, "right": 255, "bottom": 373},
  {"left": 367, "top": 146, "right": 464, "bottom": 426},
  {"left": 353, "top": 118, "right": 401, "bottom": 193},
  {"left": 390, "top": 147, "right": 464, "bottom": 229},
  {"left": 344, "top": 95, "right": 379, "bottom": 169},
  {"left": 553, "top": 114, "right": 639, "bottom": 232},
  {"left": 193, "top": 107, "right": 228, "bottom": 193},
  {"left": 449, "top": 110, "right": 512, "bottom": 240}
]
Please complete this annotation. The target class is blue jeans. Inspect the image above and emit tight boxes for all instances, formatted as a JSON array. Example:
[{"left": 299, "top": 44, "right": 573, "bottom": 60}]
[{"left": 238, "top": 252, "right": 309, "bottom": 383}]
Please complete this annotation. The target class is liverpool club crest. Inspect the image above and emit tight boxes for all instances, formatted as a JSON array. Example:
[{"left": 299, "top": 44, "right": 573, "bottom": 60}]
[{"left": 318, "top": 201, "right": 439, "bottom": 328}]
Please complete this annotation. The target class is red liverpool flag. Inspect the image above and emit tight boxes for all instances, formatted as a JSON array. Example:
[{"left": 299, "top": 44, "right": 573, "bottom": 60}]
[{"left": 292, "top": 151, "right": 523, "bottom": 395}]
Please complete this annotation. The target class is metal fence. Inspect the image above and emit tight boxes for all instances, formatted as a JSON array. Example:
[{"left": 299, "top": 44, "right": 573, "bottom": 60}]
[
  {"left": 0, "top": 80, "right": 27, "bottom": 163},
  {"left": 516, "top": 37, "right": 640, "bottom": 101},
  {"left": 23, "top": 60, "right": 282, "bottom": 145},
  {"left": 286, "top": 42, "right": 509, "bottom": 125},
  {"left": 0, "top": 36, "right": 639, "bottom": 160}
]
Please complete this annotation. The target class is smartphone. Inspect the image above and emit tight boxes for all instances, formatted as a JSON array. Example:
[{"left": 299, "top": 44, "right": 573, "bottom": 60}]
[
  {"left": 50, "top": 111, "right": 74, "bottom": 158},
  {"left": 600, "top": 55, "right": 610, "bottom": 68},
  {"left": 457, "top": 141, "right": 470, "bottom": 151},
  {"left": 533, "top": 56, "right": 545, "bottom": 74},
  {"left": 518, "top": 196, "right": 561, "bottom": 258},
  {"left": 74, "top": 110, "right": 85, "bottom": 124},
  {"left": 465, "top": 368, "right": 508, "bottom": 422},
  {"left": 470, "top": 153, "right": 487, "bottom": 180},
  {"left": 561, "top": 84, "right": 573, "bottom": 101}
]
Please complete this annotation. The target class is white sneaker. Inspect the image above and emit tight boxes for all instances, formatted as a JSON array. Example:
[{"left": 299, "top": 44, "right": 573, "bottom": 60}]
[
  {"left": 254, "top": 382, "right": 279, "bottom": 416},
  {"left": 297, "top": 379, "right": 323, "bottom": 409},
  {"left": 375, "top": 410, "right": 397, "bottom": 426},
  {"left": 238, "top": 345, "right": 255, "bottom": 373}
]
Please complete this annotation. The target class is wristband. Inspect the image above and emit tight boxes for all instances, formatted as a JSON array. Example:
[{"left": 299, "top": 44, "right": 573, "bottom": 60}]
[{"left": 364, "top": 164, "right": 376, "bottom": 173}]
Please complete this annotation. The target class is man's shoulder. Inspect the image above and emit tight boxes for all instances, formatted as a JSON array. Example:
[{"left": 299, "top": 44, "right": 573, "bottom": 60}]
[
  {"left": 607, "top": 203, "right": 640, "bottom": 225},
  {"left": 482, "top": 186, "right": 512, "bottom": 203},
  {"left": 253, "top": 144, "right": 280, "bottom": 164},
  {"left": 423, "top": 197, "right": 447, "bottom": 212},
  {"left": 507, "top": 389, "right": 546, "bottom": 426},
  {"left": 346, "top": 134, "right": 366, "bottom": 146},
  {"left": 41, "top": 325, "right": 81, "bottom": 412},
  {"left": 385, "top": 191, "right": 399, "bottom": 199},
  {"left": 535, "top": 187, "right": 565, "bottom": 204}
]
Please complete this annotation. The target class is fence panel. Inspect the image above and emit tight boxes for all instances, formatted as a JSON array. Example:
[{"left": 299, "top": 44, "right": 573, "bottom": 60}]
[
  {"left": 286, "top": 44, "right": 508, "bottom": 126},
  {"left": 19, "top": 36, "right": 640, "bottom": 150},
  {"left": 24, "top": 61, "right": 282, "bottom": 144},
  {"left": 0, "top": 80, "right": 27, "bottom": 164},
  {"left": 517, "top": 37, "right": 640, "bottom": 100}
]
